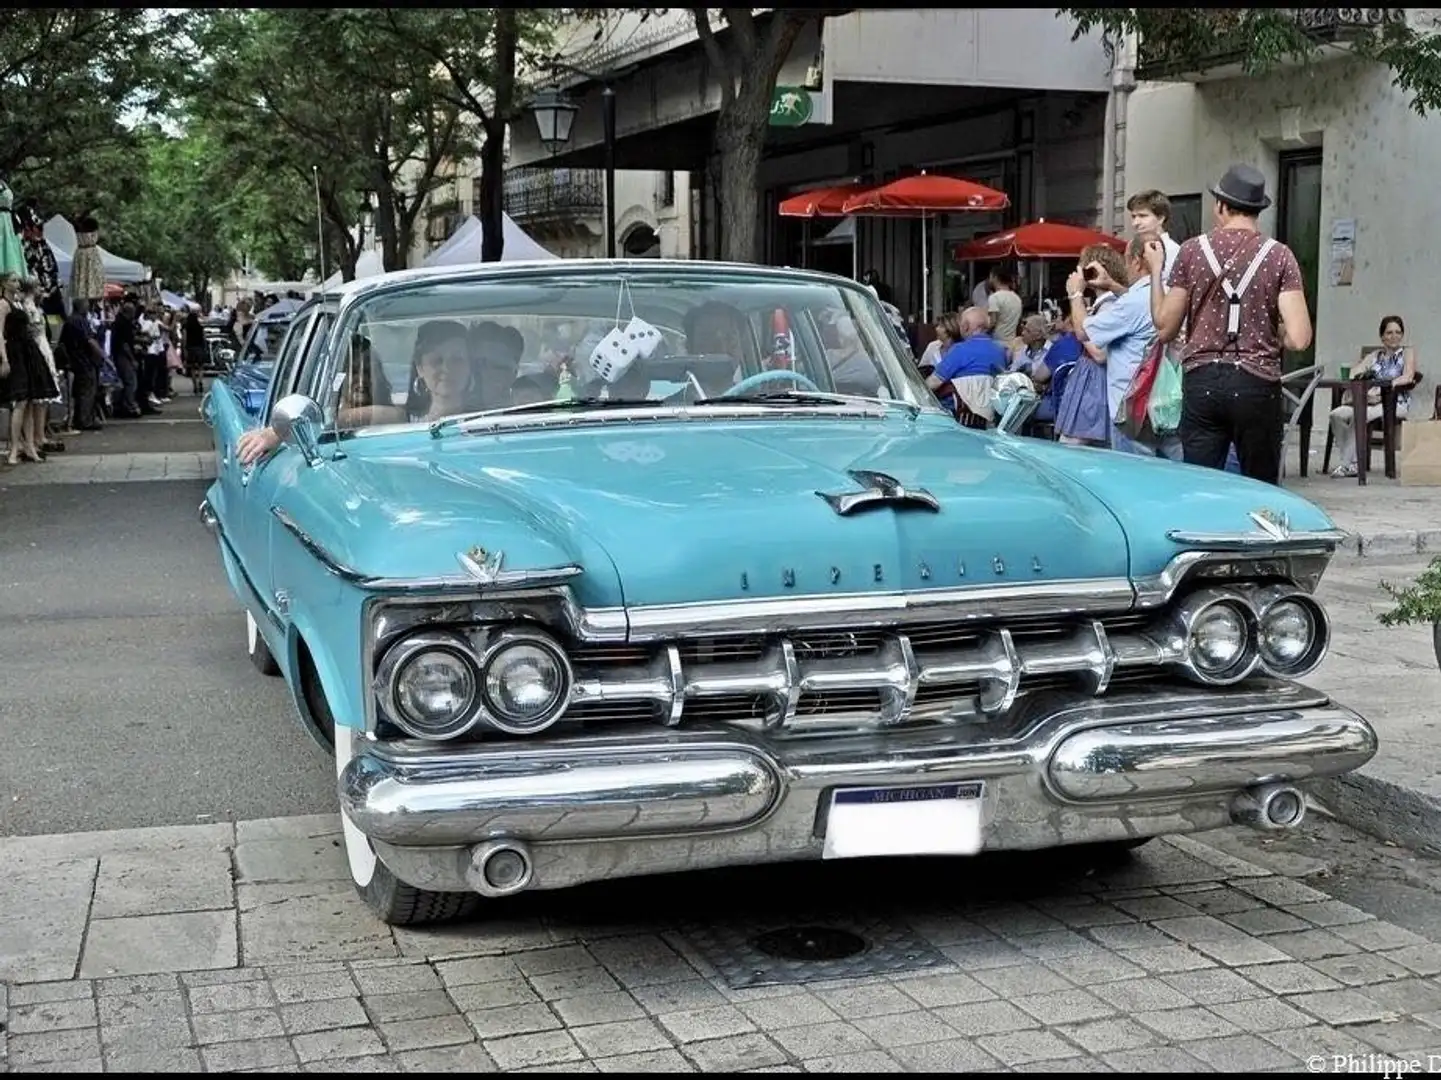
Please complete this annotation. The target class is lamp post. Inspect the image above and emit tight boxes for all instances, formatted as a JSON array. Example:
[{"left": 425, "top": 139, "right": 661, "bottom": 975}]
[{"left": 528, "top": 72, "right": 618, "bottom": 258}]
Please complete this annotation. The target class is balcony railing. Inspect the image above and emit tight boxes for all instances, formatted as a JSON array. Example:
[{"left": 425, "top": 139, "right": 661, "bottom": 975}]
[
  {"left": 1136, "top": 8, "right": 1405, "bottom": 80},
  {"left": 503, "top": 168, "right": 605, "bottom": 224}
]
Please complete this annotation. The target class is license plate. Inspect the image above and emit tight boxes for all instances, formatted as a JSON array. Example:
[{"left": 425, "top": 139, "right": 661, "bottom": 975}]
[{"left": 822, "top": 781, "right": 985, "bottom": 859}]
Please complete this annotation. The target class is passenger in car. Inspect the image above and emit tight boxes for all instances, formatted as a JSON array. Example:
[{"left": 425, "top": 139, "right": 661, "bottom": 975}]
[
  {"left": 236, "top": 320, "right": 482, "bottom": 465},
  {"left": 470, "top": 321, "right": 524, "bottom": 409}
]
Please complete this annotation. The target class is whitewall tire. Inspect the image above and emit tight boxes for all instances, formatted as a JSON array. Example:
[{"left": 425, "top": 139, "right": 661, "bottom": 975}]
[
  {"left": 332, "top": 723, "right": 477, "bottom": 925},
  {"left": 246, "top": 611, "right": 281, "bottom": 676}
]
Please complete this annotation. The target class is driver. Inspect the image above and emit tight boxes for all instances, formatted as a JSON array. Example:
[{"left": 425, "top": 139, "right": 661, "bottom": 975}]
[{"left": 683, "top": 302, "right": 752, "bottom": 396}]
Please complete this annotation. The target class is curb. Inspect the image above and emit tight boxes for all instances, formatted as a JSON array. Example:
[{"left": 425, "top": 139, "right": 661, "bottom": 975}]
[
  {"left": 1309, "top": 771, "right": 1441, "bottom": 858},
  {"left": 1332, "top": 529, "right": 1441, "bottom": 561}
]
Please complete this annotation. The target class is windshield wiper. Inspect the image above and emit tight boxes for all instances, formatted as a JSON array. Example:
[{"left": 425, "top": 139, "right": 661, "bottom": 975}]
[
  {"left": 429, "top": 398, "right": 649, "bottom": 437},
  {"left": 694, "top": 390, "right": 919, "bottom": 417}
]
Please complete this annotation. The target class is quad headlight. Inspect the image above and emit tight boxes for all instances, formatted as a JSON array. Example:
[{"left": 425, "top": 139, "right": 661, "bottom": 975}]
[
  {"left": 477, "top": 629, "right": 574, "bottom": 735},
  {"left": 376, "top": 627, "right": 574, "bottom": 740},
  {"left": 378, "top": 632, "right": 482, "bottom": 740},
  {"left": 1168, "top": 589, "right": 1259, "bottom": 686},
  {"left": 1254, "top": 589, "right": 1328, "bottom": 677}
]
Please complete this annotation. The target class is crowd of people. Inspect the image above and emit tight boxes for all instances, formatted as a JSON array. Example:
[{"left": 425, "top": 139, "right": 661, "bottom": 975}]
[
  {"left": 910, "top": 164, "right": 1334, "bottom": 485},
  {"left": 0, "top": 284, "right": 273, "bottom": 467}
]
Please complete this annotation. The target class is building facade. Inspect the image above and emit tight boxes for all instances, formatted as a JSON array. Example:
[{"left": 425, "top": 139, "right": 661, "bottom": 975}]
[
  {"left": 508, "top": 8, "right": 1122, "bottom": 322},
  {"left": 1122, "top": 9, "right": 1441, "bottom": 376}
]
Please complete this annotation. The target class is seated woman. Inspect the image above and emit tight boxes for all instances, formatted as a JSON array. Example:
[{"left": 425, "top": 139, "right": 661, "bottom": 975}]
[
  {"left": 681, "top": 301, "right": 755, "bottom": 396},
  {"left": 236, "top": 320, "right": 481, "bottom": 464},
  {"left": 1329, "top": 314, "right": 1419, "bottom": 478},
  {"left": 469, "top": 321, "right": 525, "bottom": 409}
]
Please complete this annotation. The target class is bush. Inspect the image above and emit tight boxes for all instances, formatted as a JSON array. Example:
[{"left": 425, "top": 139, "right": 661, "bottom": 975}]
[{"left": 1377, "top": 555, "right": 1441, "bottom": 627}]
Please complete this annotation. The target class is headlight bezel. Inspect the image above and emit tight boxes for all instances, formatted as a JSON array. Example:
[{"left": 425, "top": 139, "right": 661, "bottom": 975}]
[
  {"left": 1167, "top": 587, "right": 1261, "bottom": 686},
  {"left": 1252, "top": 586, "right": 1329, "bottom": 678},
  {"left": 475, "top": 627, "right": 575, "bottom": 736},
  {"left": 375, "top": 630, "right": 485, "bottom": 741}
]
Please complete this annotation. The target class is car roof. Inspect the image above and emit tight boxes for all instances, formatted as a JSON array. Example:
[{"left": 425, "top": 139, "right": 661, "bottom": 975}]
[{"left": 315, "top": 259, "right": 861, "bottom": 306}]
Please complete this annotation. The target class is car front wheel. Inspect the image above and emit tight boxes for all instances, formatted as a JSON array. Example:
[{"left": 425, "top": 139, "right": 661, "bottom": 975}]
[
  {"left": 246, "top": 611, "right": 281, "bottom": 676},
  {"left": 333, "top": 724, "right": 479, "bottom": 926}
]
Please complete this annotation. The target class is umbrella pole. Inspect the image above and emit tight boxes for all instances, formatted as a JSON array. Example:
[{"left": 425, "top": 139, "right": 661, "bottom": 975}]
[
  {"left": 921, "top": 213, "right": 930, "bottom": 324},
  {"left": 851, "top": 218, "right": 858, "bottom": 281}
]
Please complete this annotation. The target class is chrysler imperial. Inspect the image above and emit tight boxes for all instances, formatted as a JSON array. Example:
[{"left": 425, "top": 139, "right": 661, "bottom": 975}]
[{"left": 198, "top": 260, "right": 1376, "bottom": 925}]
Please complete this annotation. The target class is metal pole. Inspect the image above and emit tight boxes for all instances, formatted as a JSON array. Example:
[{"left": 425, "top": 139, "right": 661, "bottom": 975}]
[
  {"left": 602, "top": 85, "right": 617, "bottom": 258},
  {"left": 312, "top": 166, "right": 327, "bottom": 284}
]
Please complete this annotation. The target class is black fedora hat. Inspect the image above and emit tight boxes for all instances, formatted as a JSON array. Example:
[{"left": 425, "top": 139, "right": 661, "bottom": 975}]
[{"left": 1211, "top": 164, "right": 1272, "bottom": 213}]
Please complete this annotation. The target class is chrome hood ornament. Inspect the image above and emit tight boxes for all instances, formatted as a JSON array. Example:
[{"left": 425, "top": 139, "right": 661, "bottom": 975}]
[
  {"left": 817, "top": 470, "right": 941, "bottom": 516},
  {"left": 459, "top": 546, "right": 506, "bottom": 582},
  {"left": 1249, "top": 508, "right": 1291, "bottom": 540}
]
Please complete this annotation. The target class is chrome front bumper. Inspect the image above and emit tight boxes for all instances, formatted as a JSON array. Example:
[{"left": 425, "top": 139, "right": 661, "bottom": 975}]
[{"left": 338, "top": 681, "right": 1376, "bottom": 894}]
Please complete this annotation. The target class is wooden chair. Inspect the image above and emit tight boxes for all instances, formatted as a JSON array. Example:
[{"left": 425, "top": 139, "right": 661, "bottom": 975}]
[{"left": 1321, "top": 347, "right": 1424, "bottom": 474}]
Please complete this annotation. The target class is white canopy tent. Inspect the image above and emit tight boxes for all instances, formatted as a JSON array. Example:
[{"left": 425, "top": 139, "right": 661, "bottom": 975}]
[
  {"left": 422, "top": 213, "right": 558, "bottom": 267},
  {"left": 44, "top": 214, "right": 150, "bottom": 284},
  {"left": 319, "top": 249, "right": 385, "bottom": 292}
]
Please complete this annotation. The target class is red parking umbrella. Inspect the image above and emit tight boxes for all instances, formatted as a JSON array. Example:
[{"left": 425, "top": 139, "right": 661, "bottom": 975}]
[
  {"left": 841, "top": 172, "right": 1010, "bottom": 321},
  {"left": 778, "top": 183, "right": 873, "bottom": 275},
  {"left": 953, "top": 220, "right": 1125, "bottom": 261}
]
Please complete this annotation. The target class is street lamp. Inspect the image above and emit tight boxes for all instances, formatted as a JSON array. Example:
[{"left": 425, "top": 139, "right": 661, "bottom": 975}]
[{"left": 528, "top": 75, "right": 617, "bottom": 258}]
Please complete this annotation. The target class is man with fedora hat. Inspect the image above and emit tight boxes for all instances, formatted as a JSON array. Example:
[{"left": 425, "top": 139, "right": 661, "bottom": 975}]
[{"left": 1145, "top": 163, "right": 1312, "bottom": 484}]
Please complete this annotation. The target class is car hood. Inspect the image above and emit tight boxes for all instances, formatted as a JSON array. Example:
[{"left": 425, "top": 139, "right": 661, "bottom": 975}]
[{"left": 322, "top": 416, "right": 1131, "bottom": 608}]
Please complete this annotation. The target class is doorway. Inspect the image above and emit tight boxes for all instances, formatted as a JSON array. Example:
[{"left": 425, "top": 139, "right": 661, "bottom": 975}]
[{"left": 1275, "top": 148, "right": 1322, "bottom": 372}]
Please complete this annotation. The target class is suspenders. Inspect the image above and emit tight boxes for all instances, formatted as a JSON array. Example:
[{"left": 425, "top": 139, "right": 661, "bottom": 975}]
[{"left": 1196, "top": 234, "right": 1277, "bottom": 346}]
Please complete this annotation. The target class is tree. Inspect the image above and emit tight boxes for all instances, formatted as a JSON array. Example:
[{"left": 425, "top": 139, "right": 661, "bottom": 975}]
[
  {"left": 566, "top": 9, "right": 844, "bottom": 264},
  {"left": 0, "top": 10, "right": 189, "bottom": 228},
  {"left": 189, "top": 9, "right": 474, "bottom": 279},
  {"left": 1060, "top": 9, "right": 1441, "bottom": 114},
  {"left": 377, "top": 10, "right": 558, "bottom": 263}
]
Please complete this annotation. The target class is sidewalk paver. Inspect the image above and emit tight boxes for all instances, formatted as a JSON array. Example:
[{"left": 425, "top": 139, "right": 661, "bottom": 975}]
[
  {"left": 4, "top": 815, "right": 1441, "bottom": 1072},
  {"left": 0, "top": 451, "right": 215, "bottom": 487}
]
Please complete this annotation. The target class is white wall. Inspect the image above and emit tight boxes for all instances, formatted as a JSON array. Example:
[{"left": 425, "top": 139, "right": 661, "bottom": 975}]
[
  {"left": 1126, "top": 58, "right": 1441, "bottom": 378},
  {"left": 826, "top": 9, "right": 1110, "bottom": 94}
]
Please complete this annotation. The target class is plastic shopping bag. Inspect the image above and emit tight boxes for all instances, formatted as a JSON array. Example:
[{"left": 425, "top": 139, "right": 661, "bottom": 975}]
[
  {"left": 1148, "top": 352, "right": 1183, "bottom": 433},
  {"left": 1117, "top": 339, "right": 1164, "bottom": 441}
]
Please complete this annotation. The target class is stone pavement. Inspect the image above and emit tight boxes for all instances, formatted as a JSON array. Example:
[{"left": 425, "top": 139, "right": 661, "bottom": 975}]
[
  {"left": 0, "top": 451, "right": 215, "bottom": 487},
  {"left": 4, "top": 815, "right": 1441, "bottom": 1073}
]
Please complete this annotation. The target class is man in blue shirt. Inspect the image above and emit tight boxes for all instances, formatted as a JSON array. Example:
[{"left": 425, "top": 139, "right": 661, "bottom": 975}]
[
  {"left": 925, "top": 306, "right": 1006, "bottom": 411},
  {"left": 1068, "top": 239, "right": 1181, "bottom": 460}
]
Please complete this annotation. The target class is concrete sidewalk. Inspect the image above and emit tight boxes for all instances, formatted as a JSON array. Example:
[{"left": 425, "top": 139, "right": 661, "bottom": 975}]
[{"left": 4, "top": 815, "right": 1441, "bottom": 1073}]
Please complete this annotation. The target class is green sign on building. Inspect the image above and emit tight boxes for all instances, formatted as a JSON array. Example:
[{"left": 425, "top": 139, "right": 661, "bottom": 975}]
[{"left": 769, "top": 86, "right": 814, "bottom": 127}]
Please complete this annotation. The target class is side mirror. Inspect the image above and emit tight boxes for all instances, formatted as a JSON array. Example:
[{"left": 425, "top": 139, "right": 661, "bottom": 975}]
[{"left": 271, "top": 393, "right": 324, "bottom": 467}]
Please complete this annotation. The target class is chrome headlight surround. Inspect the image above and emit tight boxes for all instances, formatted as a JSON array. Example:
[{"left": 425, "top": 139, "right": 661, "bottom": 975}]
[
  {"left": 1250, "top": 584, "right": 1329, "bottom": 678},
  {"left": 474, "top": 627, "right": 574, "bottom": 736},
  {"left": 1164, "top": 587, "right": 1260, "bottom": 686},
  {"left": 375, "top": 631, "right": 483, "bottom": 741}
]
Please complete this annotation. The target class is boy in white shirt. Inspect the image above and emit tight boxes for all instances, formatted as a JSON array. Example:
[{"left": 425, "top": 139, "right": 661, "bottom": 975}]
[{"left": 1126, "top": 190, "right": 1181, "bottom": 284}]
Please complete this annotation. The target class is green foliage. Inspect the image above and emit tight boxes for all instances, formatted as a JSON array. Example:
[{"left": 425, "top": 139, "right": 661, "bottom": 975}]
[
  {"left": 1377, "top": 556, "right": 1441, "bottom": 628},
  {"left": 1059, "top": 9, "right": 1441, "bottom": 114},
  {"left": 0, "top": 11, "right": 187, "bottom": 218},
  {"left": 187, "top": 8, "right": 479, "bottom": 277}
]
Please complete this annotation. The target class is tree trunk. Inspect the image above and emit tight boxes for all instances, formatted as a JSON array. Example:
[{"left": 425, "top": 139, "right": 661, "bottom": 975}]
[
  {"left": 375, "top": 180, "right": 403, "bottom": 272},
  {"left": 480, "top": 10, "right": 518, "bottom": 262},
  {"left": 713, "top": 88, "right": 770, "bottom": 264}
]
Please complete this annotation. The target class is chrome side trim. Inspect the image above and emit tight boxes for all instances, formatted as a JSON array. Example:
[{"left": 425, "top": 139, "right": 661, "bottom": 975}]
[
  {"left": 1133, "top": 549, "right": 1336, "bottom": 608},
  {"left": 607, "top": 579, "right": 1137, "bottom": 641},
  {"left": 198, "top": 498, "right": 218, "bottom": 531},
  {"left": 270, "top": 506, "right": 583, "bottom": 594},
  {"left": 1164, "top": 528, "right": 1349, "bottom": 552}
]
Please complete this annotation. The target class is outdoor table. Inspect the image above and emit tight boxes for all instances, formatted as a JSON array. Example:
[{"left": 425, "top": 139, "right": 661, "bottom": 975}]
[{"left": 1309, "top": 377, "right": 1402, "bottom": 484}]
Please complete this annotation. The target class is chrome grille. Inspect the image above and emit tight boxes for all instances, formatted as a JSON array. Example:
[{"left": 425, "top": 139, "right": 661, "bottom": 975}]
[{"left": 564, "top": 614, "right": 1184, "bottom": 735}]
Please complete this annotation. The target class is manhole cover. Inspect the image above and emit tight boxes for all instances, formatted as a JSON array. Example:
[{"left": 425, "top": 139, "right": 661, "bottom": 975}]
[
  {"left": 752, "top": 925, "right": 868, "bottom": 962},
  {"left": 681, "top": 914, "right": 951, "bottom": 988}
]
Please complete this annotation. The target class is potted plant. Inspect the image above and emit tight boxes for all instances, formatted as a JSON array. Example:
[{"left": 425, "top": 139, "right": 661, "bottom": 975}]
[{"left": 1378, "top": 555, "right": 1441, "bottom": 668}]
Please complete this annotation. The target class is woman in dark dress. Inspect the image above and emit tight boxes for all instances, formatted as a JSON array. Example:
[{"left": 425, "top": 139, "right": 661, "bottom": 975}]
[{"left": 2, "top": 273, "right": 60, "bottom": 464}]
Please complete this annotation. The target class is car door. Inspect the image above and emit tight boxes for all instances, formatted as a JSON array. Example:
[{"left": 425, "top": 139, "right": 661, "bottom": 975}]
[{"left": 245, "top": 307, "right": 335, "bottom": 622}]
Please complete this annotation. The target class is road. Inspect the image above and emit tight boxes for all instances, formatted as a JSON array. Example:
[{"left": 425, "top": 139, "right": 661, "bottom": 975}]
[{"left": 0, "top": 405, "right": 335, "bottom": 837}]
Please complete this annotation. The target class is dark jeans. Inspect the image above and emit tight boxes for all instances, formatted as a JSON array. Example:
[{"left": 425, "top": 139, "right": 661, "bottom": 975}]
[
  {"left": 71, "top": 358, "right": 102, "bottom": 429},
  {"left": 1180, "top": 362, "right": 1284, "bottom": 485},
  {"left": 112, "top": 348, "right": 141, "bottom": 415},
  {"left": 135, "top": 349, "right": 155, "bottom": 405},
  {"left": 152, "top": 353, "right": 172, "bottom": 399}
]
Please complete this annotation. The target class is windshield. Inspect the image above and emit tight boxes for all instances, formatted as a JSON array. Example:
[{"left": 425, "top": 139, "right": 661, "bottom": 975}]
[
  {"left": 238, "top": 318, "right": 293, "bottom": 365},
  {"left": 322, "top": 269, "right": 937, "bottom": 431}
]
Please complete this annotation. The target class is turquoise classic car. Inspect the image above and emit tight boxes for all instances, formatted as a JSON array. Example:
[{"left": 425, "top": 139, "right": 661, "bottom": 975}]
[{"left": 199, "top": 260, "right": 1377, "bottom": 926}]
